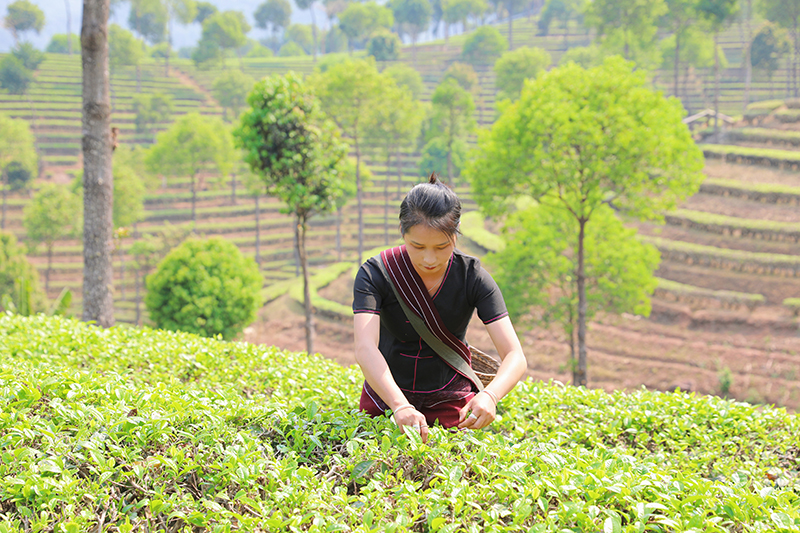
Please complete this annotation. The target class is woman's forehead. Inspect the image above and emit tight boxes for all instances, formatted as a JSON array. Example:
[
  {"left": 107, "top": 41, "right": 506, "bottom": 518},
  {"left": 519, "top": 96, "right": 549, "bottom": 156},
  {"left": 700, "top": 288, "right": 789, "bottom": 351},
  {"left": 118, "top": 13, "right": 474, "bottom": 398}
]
[{"left": 404, "top": 224, "right": 454, "bottom": 244}]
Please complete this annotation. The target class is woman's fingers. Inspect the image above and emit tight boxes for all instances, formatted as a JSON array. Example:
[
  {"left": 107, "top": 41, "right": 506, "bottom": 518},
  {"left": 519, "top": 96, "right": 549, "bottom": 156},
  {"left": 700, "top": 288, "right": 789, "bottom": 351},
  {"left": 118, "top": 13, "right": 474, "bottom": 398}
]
[
  {"left": 457, "top": 395, "right": 496, "bottom": 429},
  {"left": 396, "top": 408, "right": 429, "bottom": 443}
]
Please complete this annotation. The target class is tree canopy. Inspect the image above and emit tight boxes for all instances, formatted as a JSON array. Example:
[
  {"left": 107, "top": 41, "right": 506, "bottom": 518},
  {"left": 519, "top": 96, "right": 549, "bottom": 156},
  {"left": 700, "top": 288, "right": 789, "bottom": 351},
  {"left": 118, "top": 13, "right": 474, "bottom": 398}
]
[
  {"left": 3, "top": 0, "right": 45, "bottom": 44},
  {"left": 109, "top": 24, "right": 145, "bottom": 72},
  {"left": 461, "top": 25, "right": 508, "bottom": 67},
  {"left": 338, "top": 2, "right": 393, "bottom": 50},
  {"left": 254, "top": 0, "right": 291, "bottom": 39},
  {"left": 494, "top": 46, "right": 552, "bottom": 102},
  {"left": 212, "top": 70, "right": 255, "bottom": 121}
]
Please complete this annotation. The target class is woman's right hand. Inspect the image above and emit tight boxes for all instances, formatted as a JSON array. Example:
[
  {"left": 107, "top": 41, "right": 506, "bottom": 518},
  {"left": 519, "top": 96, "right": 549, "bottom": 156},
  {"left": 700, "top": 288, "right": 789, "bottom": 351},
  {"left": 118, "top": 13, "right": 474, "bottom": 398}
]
[{"left": 394, "top": 407, "right": 429, "bottom": 443}]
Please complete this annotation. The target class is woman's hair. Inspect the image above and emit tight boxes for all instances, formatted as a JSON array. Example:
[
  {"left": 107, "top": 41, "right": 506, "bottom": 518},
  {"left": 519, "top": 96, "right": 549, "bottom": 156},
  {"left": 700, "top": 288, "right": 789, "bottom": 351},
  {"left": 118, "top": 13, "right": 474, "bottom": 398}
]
[{"left": 399, "top": 173, "right": 461, "bottom": 238}]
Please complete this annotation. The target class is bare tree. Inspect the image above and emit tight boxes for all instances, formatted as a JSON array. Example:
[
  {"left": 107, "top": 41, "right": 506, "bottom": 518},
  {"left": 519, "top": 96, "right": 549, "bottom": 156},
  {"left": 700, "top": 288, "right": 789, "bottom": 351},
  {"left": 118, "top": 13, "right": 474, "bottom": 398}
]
[{"left": 81, "top": 0, "right": 115, "bottom": 327}]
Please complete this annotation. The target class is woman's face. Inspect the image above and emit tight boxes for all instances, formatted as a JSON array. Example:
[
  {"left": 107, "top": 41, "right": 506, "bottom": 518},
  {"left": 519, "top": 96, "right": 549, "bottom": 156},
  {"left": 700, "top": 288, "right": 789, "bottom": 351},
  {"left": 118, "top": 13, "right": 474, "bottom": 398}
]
[{"left": 403, "top": 224, "right": 456, "bottom": 278}]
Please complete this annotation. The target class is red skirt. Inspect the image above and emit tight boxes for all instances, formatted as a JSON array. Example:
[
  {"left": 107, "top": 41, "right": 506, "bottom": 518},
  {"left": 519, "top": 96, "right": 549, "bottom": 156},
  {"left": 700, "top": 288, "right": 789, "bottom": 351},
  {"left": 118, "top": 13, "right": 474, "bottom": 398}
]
[{"left": 359, "top": 375, "right": 476, "bottom": 428}]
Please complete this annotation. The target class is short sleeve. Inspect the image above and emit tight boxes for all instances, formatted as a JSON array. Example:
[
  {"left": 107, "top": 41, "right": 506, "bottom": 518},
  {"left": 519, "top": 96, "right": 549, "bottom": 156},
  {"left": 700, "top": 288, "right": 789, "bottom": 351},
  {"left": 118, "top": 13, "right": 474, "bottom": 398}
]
[
  {"left": 471, "top": 265, "right": 509, "bottom": 325},
  {"left": 352, "top": 260, "right": 383, "bottom": 315}
]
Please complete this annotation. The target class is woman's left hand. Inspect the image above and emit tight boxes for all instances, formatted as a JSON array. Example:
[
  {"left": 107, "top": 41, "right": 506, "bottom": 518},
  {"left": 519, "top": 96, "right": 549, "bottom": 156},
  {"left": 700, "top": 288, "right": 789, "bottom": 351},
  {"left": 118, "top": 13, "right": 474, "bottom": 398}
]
[{"left": 457, "top": 391, "right": 496, "bottom": 429}]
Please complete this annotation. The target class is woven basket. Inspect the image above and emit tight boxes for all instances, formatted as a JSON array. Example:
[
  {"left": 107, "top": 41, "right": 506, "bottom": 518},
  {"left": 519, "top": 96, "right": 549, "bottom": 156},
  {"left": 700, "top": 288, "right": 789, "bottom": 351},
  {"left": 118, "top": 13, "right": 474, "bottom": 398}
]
[{"left": 469, "top": 346, "right": 500, "bottom": 388}]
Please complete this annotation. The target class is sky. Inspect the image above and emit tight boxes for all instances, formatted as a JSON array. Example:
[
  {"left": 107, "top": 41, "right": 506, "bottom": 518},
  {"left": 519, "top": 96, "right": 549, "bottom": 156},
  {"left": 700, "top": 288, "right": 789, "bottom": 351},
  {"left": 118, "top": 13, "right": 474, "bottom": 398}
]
[{"left": 0, "top": 0, "right": 324, "bottom": 53}]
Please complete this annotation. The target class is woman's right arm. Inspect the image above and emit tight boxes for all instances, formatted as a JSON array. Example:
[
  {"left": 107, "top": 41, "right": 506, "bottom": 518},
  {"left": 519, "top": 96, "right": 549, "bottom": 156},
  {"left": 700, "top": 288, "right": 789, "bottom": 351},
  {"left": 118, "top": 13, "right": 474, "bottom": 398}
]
[{"left": 354, "top": 313, "right": 429, "bottom": 442}]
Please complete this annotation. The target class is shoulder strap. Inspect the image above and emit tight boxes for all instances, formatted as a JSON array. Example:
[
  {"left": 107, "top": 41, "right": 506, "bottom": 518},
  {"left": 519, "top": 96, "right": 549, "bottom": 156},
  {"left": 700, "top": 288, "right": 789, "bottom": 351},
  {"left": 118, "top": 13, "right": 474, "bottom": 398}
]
[{"left": 376, "top": 255, "right": 484, "bottom": 391}]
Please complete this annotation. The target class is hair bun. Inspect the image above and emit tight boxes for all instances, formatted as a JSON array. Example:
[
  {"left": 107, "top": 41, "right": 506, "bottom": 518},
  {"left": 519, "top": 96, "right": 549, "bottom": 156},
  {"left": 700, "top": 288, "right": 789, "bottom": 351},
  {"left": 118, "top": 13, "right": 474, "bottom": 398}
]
[{"left": 428, "top": 172, "right": 438, "bottom": 185}]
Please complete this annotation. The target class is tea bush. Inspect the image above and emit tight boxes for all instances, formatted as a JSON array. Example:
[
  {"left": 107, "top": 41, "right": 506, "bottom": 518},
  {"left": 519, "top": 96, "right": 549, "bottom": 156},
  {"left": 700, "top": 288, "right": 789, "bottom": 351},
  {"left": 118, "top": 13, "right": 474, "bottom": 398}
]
[{"left": 0, "top": 315, "right": 799, "bottom": 532}]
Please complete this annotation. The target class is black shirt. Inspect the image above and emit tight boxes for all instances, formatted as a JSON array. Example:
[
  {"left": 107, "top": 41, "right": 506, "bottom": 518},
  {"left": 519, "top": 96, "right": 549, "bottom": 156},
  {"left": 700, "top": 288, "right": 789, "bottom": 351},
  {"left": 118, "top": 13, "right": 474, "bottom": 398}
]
[{"left": 352, "top": 249, "right": 508, "bottom": 393}]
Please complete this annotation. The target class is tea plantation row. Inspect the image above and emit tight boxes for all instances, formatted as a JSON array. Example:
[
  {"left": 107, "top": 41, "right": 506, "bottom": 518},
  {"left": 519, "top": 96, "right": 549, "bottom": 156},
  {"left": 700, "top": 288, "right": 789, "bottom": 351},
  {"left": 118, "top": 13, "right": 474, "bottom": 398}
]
[{"left": 0, "top": 315, "right": 798, "bottom": 532}]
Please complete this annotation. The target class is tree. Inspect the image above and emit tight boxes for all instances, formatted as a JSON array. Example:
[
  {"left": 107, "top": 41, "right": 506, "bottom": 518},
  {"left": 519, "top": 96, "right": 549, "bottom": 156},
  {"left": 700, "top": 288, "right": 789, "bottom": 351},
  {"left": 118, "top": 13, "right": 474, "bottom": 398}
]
[
  {"left": 419, "top": 135, "right": 467, "bottom": 180},
  {"left": 659, "top": 0, "right": 699, "bottom": 100},
  {"left": 367, "top": 29, "right": 401, "bottom": 60},
  {"left": 193, "top": 0, "right": 216, "bottom": 23},
  {"left": 498, "top": 0, "right": 527, "bottom": 49},
  {"left": 146, "top": 113, "right": 235, "bottom": 229},
  {"left": 3, "top": 0, "right": 45, "bottom": 45},
  {"left": 235, "top": 73, "right": 349, "bottom": 353},
  {"left": 388, "top": 0, "right": 431, "bottom": 62},
  {"left": 659, "top": 26, "right": 718, "bottom": 113},
  {"left": 443, "top": 61, "right": 479, "bottom": 94},
  {"left": 82, "top": 0, "right": 115, "bottom": 328},
  {"left": 487, "top": 202, "right": 659, "bottom": 375},
  {"left": 0, "top": 232, "right": 45, "bottom": 314},
  {"left": 286, "top": 23, "right": 314, "bottom": 53},
  {"left": 461, "top": 26, "right": 507, "bottom": 122},
  {"left": 162, "top": 0, "right": 197, "bottom": 75},
  {"left": 312, "top": 58, "right": 383, "bottom": 264},
  {"left": 46, "top": 33, "right": 81, "bottom": 54},
  {"left": 201, "top": 10, "right": 251, "bottom": 68},
  {"left": 441, "top": 0, "right": 474, "bottom": 45},
  {"left": 466, "top": 57, "right": 705, "bottom": 386},
  {"left": 212, "top": 70, "right": 255, "bottom": 122},
  {"left": 12, "top": 42, "right": 45, "bottom": 70},
  {"left": 494, "top": 46, "right": 551, "bottom": 102},
  {"left": 383, "top": 63, "right": 425, "bottom": 98},
  {"left": 129, "top": 234, "right": 161, "bottom": 325},
  {"left": 338, "top": 2, "right": 393, "bottom": 52},
  {"left": 537, "top": 0, "right": 587, "bottom": 46},
  {"left": 145, "top": 237, "right": 263, "bottom": 339},
  {"left": 427, "top": 77, "right": 475, "bottom": 182},
  {"left": 751, "top": 23, "right": 790, "bottom": 97},
  {"left": 0, "top": 56, "right": 33, "bottom": 95},
  {"left": 0, "top": 113, "right": 37, "bottom": 230},
  {"left": 132, "top": 92, "right": 173, "bottom": 140},
  {"left": 295, "top": 0, "right": 320, "bottom": 60},
  {"left": 254, "top": 0, "right": 291, "bottom": 45},
  {"left": 128, "top": 0, "right": 168, "bottom": 46},
  {"left": 23, "top": 184, "right": 80, "bottom": 292},
  {"left": 759, "top": 0, "right": 800, "bottom": 97},
  {"left": 364, "top": 80, "right": 423, "bottom": 243},
  {"left": 109, "top": 23, "right": 144, "bottom": 93},
  {"left": 696, "top": 0, "right": 739, "bottom": 137},
  {"left": 560, "top": 44, "right": 604, "bottom": 68},
  {"left": 584, "top": 0, "right": 666, "bottom": 65}
]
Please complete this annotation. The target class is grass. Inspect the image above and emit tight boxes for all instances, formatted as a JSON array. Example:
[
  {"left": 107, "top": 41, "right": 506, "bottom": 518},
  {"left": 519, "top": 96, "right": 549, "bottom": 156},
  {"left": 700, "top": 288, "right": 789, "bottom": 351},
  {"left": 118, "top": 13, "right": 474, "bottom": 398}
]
[
  {"left": 727, "top": 127, "right": 800, "bottom": 147},
  {"left": 668, "top": 209, "right": 800, "bottom": 238},
  {"left": 702, "top": 144, "right": 800, "bottom": 165},
  {"left": 460, "top": 210, "right": 505, "bottom": 253},
  {"left": 656, "top": 277, "right": 765, "bottom": 304},
  {"left": 642, "top": 235, "right": 800, "bottom": 268},
  {"left": 1, "top": 314, "right": 799, "bottom": 531},
  {"left": 701, "top": 177, "right": 800, "bottom": 198}
]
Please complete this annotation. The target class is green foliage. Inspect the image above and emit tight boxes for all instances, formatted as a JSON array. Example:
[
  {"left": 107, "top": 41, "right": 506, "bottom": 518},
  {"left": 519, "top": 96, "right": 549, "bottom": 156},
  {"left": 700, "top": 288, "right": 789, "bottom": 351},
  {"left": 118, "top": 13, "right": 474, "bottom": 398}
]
[
  {"left": 443, "top": 0, "right": 487, "bottom": 28},
  {"left": 660, "top": 26, "right": 722, "bottom": 71},
  {"left": 459, "top": 210, "right": 505, "bottom": 253},
  {"left": 3, "top": 0, "right": 44, "bottom": 41},
  {"left": 11, "top": 41, "right": 44, "bottom": 70},
  {"left": 286, "top": 23, "right": 314, "bottom": 53},
  {"left": 132, "top": 92, "right": 174, "bottom": 137},
  {"left": 747, "top": 99, "right": 785, "bottom": 111},
  {"left": 443, "top": 61, "right": 478, "bottom": 93},
  {"left": 0, "top": 55, "right": 33, "bottom": 94},
  {"left": 109, "top": 24, "right": 145, "bottom": 72},
  {"left": 703, "top": 143, "right": 800, "bottom": 164},
  {"left": 367, "top": 29, "right": 401, "bottom": 61},
  {"left": 419, "top": 135, "right": 467, "bottom": 177},
  {"left": 718, "top": 366, "right": 733, "bottom": 396},
  {"left": 584, "top": 0, "right": 666, "bottom": 67},
  {"left": 191, "top": 37, "right": 223, "bottom": 67},
  {"left": 382, "top": 63, "right": 424, "bottom": 99},
  {"left": 488, "top": 202, "right": 660, "bottom": 331},
  {"left": 146, "top": 112, "right": 235, "bottom": 181},
  {"left": 751, "top": 22, "right": 790, "bottom": 78},
  {"left": 128, "top": 0, "right": 168, "bottom": 45},
  {"left": 22, "top": 183, "right": 80, "bottom": 254},
  {"left": 149, "top": 41, "right": 175, "bottom": 59},
  {"left": 322, "top": 27, "right": 348, "bottom": 53},
  {"left": 0, "top": 113, "right": 38, "bottom": 187},
  {"left": 656, "top": 278, "right": 765, "bottom": 305},
  {"left": 145, "top": 237, "right": 263, "bottom": 339},
  {"left": 461, "top": 25, "right": 507, "bottom": 66},
  {"left": 560, "top": 44, "right": 605, "bottom": 68},
  {"left": 426, "top": 78, "right": 475, "bottom": 180},
  {"left": 212, "top": 69, "right": 255, "bottom": 121},
  {"left": 278, "top": 40, "right": 307, "bottom": 57},
  {"left": 537, "top": 0, "right": 586, "bottom": 36},
  {"left": 254, "top": 0, "right": 292, "bottom": 36},
  {"left": 338, "top": 1, "right": 394, "bottom": 50},
  {"left": 235, "top": 73, "right": 349, "bottom": 220},
  {"left": 388, "top": 0, "right": 432, "bottom": 41},
  {"left": 246, "top": 42, "right": 274, "bottom": 57},
  {"left": 727, "top": 127, "right": 800, "bottom": 146},
  {"left": 193, "top": 0, "right": 217, "bottom": 23},
  {"left": 2, "top": 314, "right": 800, "bottom": 531},
  {"left": 45, "top": 33, "right": 80, "bottom": 54},
  {"left": 201, "top": 10, "right": 251, "bottom": 55},
  {"left": 494, "top": 46, "right": 551, "bottom": 102},
  {"left": 0, "top": 232, "right": 44, "bottom": 313}
]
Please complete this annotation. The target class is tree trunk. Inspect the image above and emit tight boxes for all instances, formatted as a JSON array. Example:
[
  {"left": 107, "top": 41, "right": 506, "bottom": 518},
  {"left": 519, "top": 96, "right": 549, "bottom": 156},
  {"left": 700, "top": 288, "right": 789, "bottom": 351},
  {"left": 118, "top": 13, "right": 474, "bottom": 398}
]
[
  {"left": 297, "top": 216, "right": 315, "bottom": 354},
  {"left": 293, "top": 215, "right": 300, "bottom": 276},
  {"left": 714, "top": 33, "right": 720, "bottom": 139},
  {"left": 384, "top": 149, "right": 391, "bottom": 245},
  {"left": 65, "top": 0, "right": 73, "bottom": 55},
  {"left": 255, "top": 193, "right": 261, "bottom": 265},
  {"left": 191, "top": 172, "right": 197, "bottom": 231},
  {"left": 82, "top": 0, "right": 115, "bottom": 328},
  {"left": 336, "top": 206, "right": 342, "bottom": 262},
  {"left": 47, "top": 244, "right": 53, "bottom": 292},
  {"left": 743, "top": 0, "right": 752, "bottom": 112},
  {"left": 310, "top": 6, "right": 318, "bottom": 61},
  {"left": 356, "top": 130, "right": 363, "bottom": 263},
  {"left": 575, "top": 218, "right": 587, "bottom": 387}
]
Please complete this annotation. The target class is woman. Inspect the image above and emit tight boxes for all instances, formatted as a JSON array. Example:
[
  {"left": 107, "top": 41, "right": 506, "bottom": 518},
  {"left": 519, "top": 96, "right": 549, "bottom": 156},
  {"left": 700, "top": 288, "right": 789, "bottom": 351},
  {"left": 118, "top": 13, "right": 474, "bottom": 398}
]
[{"left": 352, "top": 174, "right": 527, "bottom": 442}]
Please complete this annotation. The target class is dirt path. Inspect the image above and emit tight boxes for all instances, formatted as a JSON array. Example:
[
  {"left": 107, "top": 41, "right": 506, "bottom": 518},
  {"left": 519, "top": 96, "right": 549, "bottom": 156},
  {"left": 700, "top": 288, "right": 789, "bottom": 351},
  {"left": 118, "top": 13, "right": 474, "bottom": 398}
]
[{"left": 170, "top": 67, "right": 219, "bottom": 108}]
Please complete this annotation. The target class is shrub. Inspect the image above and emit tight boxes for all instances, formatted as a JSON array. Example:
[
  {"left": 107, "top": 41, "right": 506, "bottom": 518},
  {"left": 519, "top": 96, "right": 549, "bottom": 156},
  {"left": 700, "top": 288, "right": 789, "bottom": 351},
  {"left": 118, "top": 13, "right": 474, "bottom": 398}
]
[
  {"left": 0, "top": 56, "right": 33, "bottom": 94},
  {"left": 145, "top": 237, "right": 263, "bottom": 340},
  {"left": 246, "top": 43, "right": 273, "bottom": 58},
  {"left": 323, "top": 26, "right": 348, "bottom": 54},
  {"left": 278, "top": 41, "right": 307, "bottom": 57},
  {"left": 46, "top": 33, "right": 80, "bottom": 54},
  {"left": 367, "top": 29, "right": 401, "bottom": 61},
  {"left": 418, "top": 136, "right": 467, "bottom": 178},
  {"left": 11, "top": 41, "right": 44, "bottom": 70},
  {"left": 6, "top": 161, "right": 34, "bottom": 191},
  {"left": 0, "top": 232, "right": 45, "bottom": 313}
]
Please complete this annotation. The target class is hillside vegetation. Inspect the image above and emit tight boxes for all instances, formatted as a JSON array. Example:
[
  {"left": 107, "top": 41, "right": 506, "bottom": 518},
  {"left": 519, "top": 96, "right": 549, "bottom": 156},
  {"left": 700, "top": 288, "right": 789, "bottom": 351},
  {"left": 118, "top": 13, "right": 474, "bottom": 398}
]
[{"left": 1, "top": 315, "right": 799, "bottom": 531}]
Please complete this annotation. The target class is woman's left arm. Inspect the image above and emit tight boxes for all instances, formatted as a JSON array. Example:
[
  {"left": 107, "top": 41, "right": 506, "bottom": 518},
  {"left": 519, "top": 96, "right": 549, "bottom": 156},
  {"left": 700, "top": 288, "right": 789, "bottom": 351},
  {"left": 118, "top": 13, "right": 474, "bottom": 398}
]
[{"left": 458, "top": 316, "right": 527, "bottom": 429}]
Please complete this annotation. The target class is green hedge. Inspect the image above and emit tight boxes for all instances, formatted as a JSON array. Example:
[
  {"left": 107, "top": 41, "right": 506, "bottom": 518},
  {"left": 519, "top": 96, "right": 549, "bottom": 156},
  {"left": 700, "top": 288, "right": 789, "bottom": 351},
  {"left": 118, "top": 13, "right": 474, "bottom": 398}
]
[{"left": 0, "top": 315, "right": 799, "bottom": 531}]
